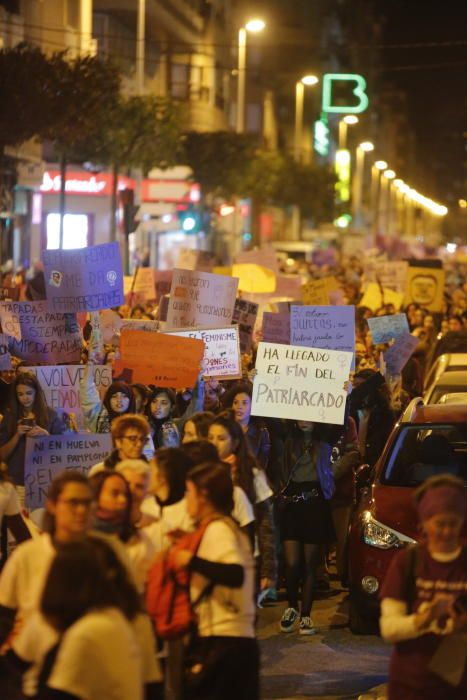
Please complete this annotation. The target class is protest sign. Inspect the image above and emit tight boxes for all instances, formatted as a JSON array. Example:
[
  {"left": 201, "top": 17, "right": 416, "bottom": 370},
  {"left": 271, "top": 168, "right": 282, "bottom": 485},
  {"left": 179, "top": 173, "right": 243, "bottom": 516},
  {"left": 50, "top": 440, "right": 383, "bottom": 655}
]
[
  {"left": 100, "top": 309, "right": 123, "bottom": 344},
  {"left": 3, "top": 301, "right": 82, "bottom": 364},
  {"left": 235, "top": 247, "right": 279, "bottom": 273},
  {"left": 88, "top": 312, "right": 104, "bottom": 362},
  {"left": 165, "top": 326, "right": 241, "bottom": 379},
  {"left": 0, "top": 333, "right": 12, "bottom": 370},
  {"left": 21, "top": 364, "right": 112, "bottom": 429},
  {"left": 114, "top": 330, "right": 204, "bottom": 388},
  {"left": 134, "top": 267, "right": 156, "bottom": 300},
  {"left": 120, "top": 319, "right": 159, "bottom": 333},
  {"left": 383, "top": 333, "right": 419, "bottom": 376},
  {"left": 232, "top": 264, "right": 276, "bottom": 294},
  {"left": 360, "top": 283, "right": 404, "bottom": 312},
  {"left": 24, "top": 433, "right": 112, "bottom": 509},
  {"left": 367, "top": 313, "right": 410, "bottom": 345},
  {"left": 290, "top": 306, "right": 355, "bottom": 360},
  {"left": 232, "top": 299, "right": 259, "bottom": 353},
  {"left": 43, "top": 242, "right": 124, "bottom": 313},
  {"left": 404, "top": 266, "right": 445, "bottom": 312},
  {"left": 166, "top": 268, "right": 238, "bottom": 329},
  {"left": 364, "top": 261, "right": 408, "bottom": 294},
  {"left": 251, "top": 342, "right": 352, "bottom": 424},
  {"left": 262, "top": 312, "right": 291, "bottom": 345},
  {"left": 275, "top": 275, "right": 302, "bottom": 300},
  {"left": 155, "top": 270, "right": 173, "bottom": 302},
  {"left": 301, "top": 279, "right": 330, "bottom": 306},
  {"left": 0, "top": 301, "right": 22, "bottom": 340}
]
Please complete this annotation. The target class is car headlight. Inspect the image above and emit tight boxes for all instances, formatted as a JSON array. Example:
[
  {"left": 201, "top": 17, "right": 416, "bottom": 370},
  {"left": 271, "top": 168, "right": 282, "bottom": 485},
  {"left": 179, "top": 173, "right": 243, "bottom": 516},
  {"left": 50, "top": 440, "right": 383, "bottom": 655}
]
[{"left": 361, "top": 512, "right": 416, "bottom": 550}]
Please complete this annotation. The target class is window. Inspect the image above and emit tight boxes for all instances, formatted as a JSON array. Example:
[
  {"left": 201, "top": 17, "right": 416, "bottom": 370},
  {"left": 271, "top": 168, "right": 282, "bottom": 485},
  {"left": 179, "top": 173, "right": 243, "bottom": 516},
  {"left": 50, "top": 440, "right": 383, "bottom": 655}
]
[
  {"left": 383, "top": 424, "right": 467, "bottom": 487},
  {"left": 46, "top": 213, "right": 89, "bottom": 250}
]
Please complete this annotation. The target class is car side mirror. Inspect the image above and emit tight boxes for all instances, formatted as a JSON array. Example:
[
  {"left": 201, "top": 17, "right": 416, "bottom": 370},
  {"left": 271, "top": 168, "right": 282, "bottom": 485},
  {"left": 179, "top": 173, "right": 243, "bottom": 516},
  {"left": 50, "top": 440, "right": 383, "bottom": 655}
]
[{"left": 355, "top": 463, "right": 373, "bottom": 492}]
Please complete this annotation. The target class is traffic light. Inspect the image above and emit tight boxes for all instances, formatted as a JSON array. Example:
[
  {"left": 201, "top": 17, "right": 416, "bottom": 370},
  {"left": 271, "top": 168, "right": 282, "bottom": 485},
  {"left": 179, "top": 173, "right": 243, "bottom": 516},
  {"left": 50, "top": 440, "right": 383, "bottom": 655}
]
[{"left": 177, "top": 206, "right": 202, "bottom": 233}]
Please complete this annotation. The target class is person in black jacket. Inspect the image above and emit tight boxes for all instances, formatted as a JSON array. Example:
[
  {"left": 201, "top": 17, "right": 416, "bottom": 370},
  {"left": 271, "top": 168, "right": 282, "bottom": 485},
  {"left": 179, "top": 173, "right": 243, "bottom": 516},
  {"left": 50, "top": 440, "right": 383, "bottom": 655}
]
[{"left": 350, "top": 370, "right": 396, "bottom": 468}]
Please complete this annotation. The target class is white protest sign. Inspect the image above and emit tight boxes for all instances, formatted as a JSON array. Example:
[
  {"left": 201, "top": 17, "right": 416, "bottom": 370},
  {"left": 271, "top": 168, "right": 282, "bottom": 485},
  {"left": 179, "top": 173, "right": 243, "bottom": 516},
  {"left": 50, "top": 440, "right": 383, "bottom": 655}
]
[
  {"left": 251, "top": 342, "right": 352, "bottom": 424},
  {"left": 166, "top": 268, "right": 238, "bottom": 329},
  {"left": 120, "top": 319, "right": 159, "bottom": 334},
  {"left": 24, "top": 433, "right": 112, "bottom": 509},
  {"left": 364, "top": 261, "right": 408, "bottom": 294},
  {"left": 367, "top": 313, "right": 409, "bottom": 344},
  {"left": 383, "top": 333, "right": 419, "bottom": 376},
  {"left": 21, "top": 365, "right": 112, "bottom": 429},
  {"left": 165, "top": 326, "right": 241, "bottom": 379},
  {"left": 290, "top": 305, "right": 355, "bottom": 359},
  {"left": 0, "top": 302, "right": 21, "bottom": 340}
]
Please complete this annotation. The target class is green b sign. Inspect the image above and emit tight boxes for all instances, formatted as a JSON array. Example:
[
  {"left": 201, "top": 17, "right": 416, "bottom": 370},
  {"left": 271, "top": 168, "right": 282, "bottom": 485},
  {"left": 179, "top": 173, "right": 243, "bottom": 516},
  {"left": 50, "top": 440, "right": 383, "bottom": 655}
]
[{"left": 322, "top": 73, "right": 369, "bottom": 115}]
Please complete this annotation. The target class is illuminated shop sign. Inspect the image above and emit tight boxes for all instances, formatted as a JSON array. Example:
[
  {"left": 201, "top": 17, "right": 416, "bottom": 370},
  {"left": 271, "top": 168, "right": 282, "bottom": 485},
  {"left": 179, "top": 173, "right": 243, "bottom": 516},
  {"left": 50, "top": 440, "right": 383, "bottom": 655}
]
[{"left": 322, "top": 73, "right": 369, "bottom": 114}]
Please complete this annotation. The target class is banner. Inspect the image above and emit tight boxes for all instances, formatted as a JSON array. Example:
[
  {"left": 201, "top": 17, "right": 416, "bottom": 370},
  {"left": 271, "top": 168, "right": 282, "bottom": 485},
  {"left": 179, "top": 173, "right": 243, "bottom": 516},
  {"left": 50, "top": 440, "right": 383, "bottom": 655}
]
[
  {"left": 166, "top": 269, "right": 238, "bottom": 329},
  {"left": 165, "top": 326, "right": 241, "bottom": 379},
  {"left": 301, "top": 279, "right": 330, "bottom": 306},
  {"left": 404, "top": 266, "right": 445, "bottom": 312},
  {"left": 114, "top": 329, "right": 204, "bottom": 388},
  {"left": 251, "top": 342, "right": 352, "bottom": 425},
  {"left": 367, "top": 313, "right": 410, "bottom": 344},
  {"left": 0, "top": 333, "right": 12, "bottom": 370},
  {"left": 232, "top": 299, "right": 259, "bottom": 354},
  {"left": 359, "top": 283, "right": 404, "bottom": 312},
  {"left": 383, "top": 333, "right": 419, "bottom": 376},
  {"left": 262, "top": 312, "right": 290, "bottom": 345},
  {"left": 21, "top": 365, "right": 112, "bottom": 429},
  {"left": 290, "top": 305, "right": 355, "bottom": 358},
  {"left": 364, "top": 261, "right": 408, "bottom": 294},
  {"left": 24, "top": 433, "right": 112, "bottom": 509},
  {"left": 2, "top": 301, "right": 82, "bottom": 364},
  {"left": 43, "top": 242, "right": 124, "bottom": 313}
]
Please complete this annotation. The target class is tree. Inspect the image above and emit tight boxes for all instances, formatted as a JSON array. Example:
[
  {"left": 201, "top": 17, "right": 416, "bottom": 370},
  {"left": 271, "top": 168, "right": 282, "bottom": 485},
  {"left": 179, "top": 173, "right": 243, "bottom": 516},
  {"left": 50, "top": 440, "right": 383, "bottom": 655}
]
[{"left": 43, "top": 53, "right": 121, "bottom": 247}]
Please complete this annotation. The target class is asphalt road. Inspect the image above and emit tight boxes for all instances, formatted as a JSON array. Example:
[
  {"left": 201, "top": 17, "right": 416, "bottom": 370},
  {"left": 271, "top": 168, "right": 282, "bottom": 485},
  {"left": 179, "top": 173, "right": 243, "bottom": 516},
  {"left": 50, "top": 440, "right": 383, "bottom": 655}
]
[{"left": 258, "top": 584, "right": 390, "bottom": 700}]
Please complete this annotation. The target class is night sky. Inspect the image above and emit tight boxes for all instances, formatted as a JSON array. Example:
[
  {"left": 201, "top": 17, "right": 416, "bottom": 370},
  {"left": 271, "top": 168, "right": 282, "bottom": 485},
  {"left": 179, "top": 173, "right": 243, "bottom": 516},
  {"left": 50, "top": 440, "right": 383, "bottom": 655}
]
[{"left": 375, "top": 0, "right": 467, "bottom": 205}]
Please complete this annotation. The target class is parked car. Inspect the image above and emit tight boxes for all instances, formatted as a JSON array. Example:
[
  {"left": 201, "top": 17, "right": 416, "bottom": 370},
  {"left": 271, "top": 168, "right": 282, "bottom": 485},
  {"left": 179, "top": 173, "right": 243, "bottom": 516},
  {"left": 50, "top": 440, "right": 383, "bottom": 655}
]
[
  {"left": 347, "top": 399, "right": 467, "bottom": 634},
  {"left": 423, "top": 352, "right": 467, "bottom": 403},
  {"left": 423, "top": 369, "right": 467, "bottom": 404}
]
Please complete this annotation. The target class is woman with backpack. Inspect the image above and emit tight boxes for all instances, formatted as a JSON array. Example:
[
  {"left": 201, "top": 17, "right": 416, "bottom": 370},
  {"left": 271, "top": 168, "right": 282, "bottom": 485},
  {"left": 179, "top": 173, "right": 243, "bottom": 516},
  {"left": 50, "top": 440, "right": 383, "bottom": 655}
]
[
  {"left": 170, "top": 461, "right": 259, "bottom": 700},
  {"left": 380, "top": 474, "right": 467, "bottom": 700}
]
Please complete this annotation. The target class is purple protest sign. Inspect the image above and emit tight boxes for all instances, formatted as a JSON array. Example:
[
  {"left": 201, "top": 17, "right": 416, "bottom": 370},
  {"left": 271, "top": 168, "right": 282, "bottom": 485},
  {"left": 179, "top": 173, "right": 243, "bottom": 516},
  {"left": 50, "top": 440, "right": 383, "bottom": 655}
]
[
  {"left": 262, "top": 312, "right": 291, "bottom": 345},
  {"left": 43, "top": 242, "right": 124, "bottom": 313},
  {"left": 4, "top": 300, "right": 82, "bottom": 364},
  {"left": 290, "top": 305, "right": 355, "bottom": 364},
  {"left": 384, "top": 333, "right": 419, "bottom": 376}
]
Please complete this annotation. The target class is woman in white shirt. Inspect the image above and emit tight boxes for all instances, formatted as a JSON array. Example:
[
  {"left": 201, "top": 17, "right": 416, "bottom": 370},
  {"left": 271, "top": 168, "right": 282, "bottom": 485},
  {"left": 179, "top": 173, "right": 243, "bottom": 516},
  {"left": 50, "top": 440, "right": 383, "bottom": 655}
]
[{"left": 171, "top": 461, "right": 259, "bottom": 700}]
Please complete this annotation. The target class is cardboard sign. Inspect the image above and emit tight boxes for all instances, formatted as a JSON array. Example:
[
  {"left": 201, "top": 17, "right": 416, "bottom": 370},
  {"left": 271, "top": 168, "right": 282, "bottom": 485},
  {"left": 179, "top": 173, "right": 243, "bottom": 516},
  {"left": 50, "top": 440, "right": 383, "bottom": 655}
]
[
  {"left": 360, "top": 283, "right": 404, "bottom": 312},
  {"left": 114, "top": 330, "right": 204, "bottom": 388},
  {"left": 262, "top": 312, "right": 291, "bottom": 345},
  {"left": 43, "top": 242, "right": 124, "bottom": 313},
  {"left": 232, "top": 299, "right": 259, "bottom": 354},
  {"left": 290, "top": 306, "right": 355, "bottom": 359},
  {"left": 251, "top": 342, "right": 352, "bottom": 425},
  {"left": 275, "top": 275, "right": 302, "bottom": 300},
  {"left": 165, "top": 326, "right": 241, "bottom": 379},
  {"left": 0, "top": 333, "right": 12, "bottom": 370},
  {"left": 367, "top": 313, "right": 410, "bottom": 345},
  {"left": 364, "top": 261, "right": 408, "bottom": 294},
  {"left": 384, "top": 333, "right": 419, "bottom": 376},
  {"left": 166, "top": 269, "right": 238, "bottom": 329},
  {"left": 2, "top": 301, "right": 82, "bottom": 364},
  {"left": 232, "top": 264, "right": 276, "bottom": 294},
  {"left": 133, "top": 267, "right": 157, "bottom": 300},
  {"left": 301, "top": 279, "right": 330, "bottom": 306},
  {"left": 404, "top": 266, "right": 445, "bottom": 312},
  {"left": 21, "top": 365, "right": 112, "bottom": 429},
  {"left": 24, "top": 433, "right": 112, "bottom": 509}
]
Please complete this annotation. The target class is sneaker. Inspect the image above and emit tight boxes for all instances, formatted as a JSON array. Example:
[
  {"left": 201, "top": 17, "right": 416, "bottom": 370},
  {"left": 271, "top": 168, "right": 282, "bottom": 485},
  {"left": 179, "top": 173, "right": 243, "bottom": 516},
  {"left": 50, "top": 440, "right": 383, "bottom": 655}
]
[
  {"left": 279, "top": 607, "right": 300, "bottom": 633},
  {"left": 299, "top": 616, "right": 317, "bottom": 635}
]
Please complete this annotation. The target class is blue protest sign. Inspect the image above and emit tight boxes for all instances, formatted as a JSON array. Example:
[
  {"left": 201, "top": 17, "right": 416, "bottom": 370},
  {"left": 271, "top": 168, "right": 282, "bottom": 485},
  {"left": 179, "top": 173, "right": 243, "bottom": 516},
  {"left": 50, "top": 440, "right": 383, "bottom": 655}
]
[
  {"left": 290, "top": 306, "right": 355, "bottom": 362},
  {"left": 367, "top": 313, "right": 409, "bottom": 345},
  {"left": 43, "top": 242, "right": 124, "bottom": 313}
]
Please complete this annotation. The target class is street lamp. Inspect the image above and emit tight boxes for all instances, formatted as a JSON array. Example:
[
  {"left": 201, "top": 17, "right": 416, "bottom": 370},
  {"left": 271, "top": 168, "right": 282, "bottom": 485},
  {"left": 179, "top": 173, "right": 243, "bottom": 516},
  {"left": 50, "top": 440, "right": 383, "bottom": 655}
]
[
  {"left": 352, "top": 141, "right": 374, "bottom": 228},
  {"left": 338, "top": 115, "right": 358, "bottom": 149},
  {"left": 236, "top": 18, "right": 266, "bottom": 133},
  {"left": 294, "top": 74, "right": 319, "bottom": 162}
]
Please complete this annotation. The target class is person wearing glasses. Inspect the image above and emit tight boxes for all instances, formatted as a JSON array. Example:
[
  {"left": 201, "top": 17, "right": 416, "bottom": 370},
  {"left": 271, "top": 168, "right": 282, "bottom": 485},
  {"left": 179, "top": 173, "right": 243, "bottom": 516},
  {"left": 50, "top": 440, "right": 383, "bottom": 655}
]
[{"left": 89, "top": 414, "right": 152, "bottom": 476}]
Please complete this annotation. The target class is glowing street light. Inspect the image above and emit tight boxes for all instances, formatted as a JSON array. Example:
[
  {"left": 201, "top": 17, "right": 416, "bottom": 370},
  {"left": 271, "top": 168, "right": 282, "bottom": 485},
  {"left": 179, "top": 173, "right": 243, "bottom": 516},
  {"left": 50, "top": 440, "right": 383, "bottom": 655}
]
[
  {"left": 339, "top": 115, "right": 359, "bottom": 149},
  {"left": 301, "top": 74, "right": 319, "bottom": 86},
  {"left": 359, "top": 141, "right": 374, "bottom": 152},
  {"left": 374, "top": 160, "right": 388, "bottom": 171},
  {"left": 383, "top": 169, "right": 396, "bottom": 179},
  {"left": 237, "top": 19, "right": 266, "bottom": 133}
]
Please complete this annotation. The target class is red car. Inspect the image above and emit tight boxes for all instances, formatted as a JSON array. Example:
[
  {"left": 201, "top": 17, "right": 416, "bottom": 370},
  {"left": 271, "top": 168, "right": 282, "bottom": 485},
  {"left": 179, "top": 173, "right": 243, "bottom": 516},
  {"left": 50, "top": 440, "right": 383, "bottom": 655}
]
[{"left": 347, "top": 399, "right": 467, "bottom": 634}]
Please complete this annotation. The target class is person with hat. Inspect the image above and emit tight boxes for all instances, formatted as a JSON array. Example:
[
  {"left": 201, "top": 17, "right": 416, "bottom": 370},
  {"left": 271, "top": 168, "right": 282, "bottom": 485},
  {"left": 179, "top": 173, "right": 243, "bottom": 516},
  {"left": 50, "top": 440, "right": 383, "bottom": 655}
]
[{"left": 380, "top": 474, "right": 467, "bottom": 699}]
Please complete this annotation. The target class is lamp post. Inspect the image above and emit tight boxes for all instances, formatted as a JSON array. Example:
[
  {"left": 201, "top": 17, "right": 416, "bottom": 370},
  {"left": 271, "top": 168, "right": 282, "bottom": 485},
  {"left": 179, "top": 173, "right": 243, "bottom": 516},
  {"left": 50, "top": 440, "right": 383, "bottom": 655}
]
[
  {"left": 371, "top": 160, "right": 387, "bottom": 237},
  {"left": 136, "top": 0, "right": 146, "bottom": 94},
  {"left": 294, "top": 74, "right": 319, "bottom": 162},
  {"left": 352, "top": 141, "right": 374, "bottom": 229},
  {"left": 382, "top": 169, "right": 396, "bottom": 236},
  {"left": 338, "top": 115, "right": 358, "bottom": 149},
  {"left": 236, "top": 18, "right": 265, "bottom": 133}
]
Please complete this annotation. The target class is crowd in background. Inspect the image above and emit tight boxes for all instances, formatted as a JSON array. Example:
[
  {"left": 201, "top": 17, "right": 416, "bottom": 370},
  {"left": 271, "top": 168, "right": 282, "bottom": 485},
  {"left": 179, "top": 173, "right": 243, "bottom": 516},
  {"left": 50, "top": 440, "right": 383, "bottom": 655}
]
[{"left": 0, "top": 251, "right": 465, "bottom": 700}]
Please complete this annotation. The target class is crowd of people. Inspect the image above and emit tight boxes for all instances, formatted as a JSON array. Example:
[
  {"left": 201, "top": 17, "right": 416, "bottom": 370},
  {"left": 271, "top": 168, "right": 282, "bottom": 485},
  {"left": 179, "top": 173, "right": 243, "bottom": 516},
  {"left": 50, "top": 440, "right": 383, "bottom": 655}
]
[{"left": 0, "top": 251, "right": 465, "bottom": 700}]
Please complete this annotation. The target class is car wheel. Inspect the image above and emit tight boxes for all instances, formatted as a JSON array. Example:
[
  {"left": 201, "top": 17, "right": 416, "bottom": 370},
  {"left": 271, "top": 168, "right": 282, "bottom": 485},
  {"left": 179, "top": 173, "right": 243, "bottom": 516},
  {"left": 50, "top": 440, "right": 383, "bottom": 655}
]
[{"left": 348, "top": 589, "right": 379, "bottom": 635}]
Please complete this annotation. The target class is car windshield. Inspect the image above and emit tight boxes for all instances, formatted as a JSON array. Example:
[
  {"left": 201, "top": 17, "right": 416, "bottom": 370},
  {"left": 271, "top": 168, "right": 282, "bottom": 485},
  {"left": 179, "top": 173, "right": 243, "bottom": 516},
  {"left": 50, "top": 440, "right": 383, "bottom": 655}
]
[
  {"left": 382, "top": 423, "right": 467, "bottom": 487},
  {"left": 431, "top": 386, "right": 466, "bottom": 404}
]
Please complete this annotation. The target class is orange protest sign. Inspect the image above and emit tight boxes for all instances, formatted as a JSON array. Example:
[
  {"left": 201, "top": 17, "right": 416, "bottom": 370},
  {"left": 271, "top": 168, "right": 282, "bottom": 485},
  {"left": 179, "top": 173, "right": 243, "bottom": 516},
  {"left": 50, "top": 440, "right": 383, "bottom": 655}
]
[{"left": 114, "top": 330, "right": 204, "bottom": 388}]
